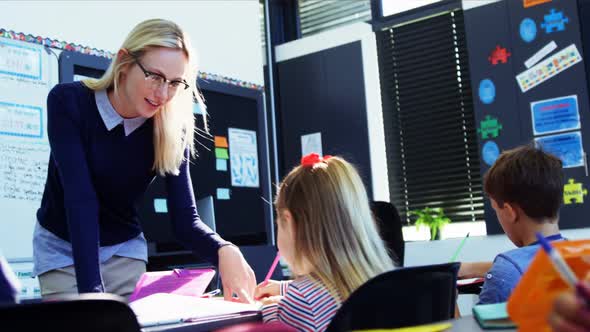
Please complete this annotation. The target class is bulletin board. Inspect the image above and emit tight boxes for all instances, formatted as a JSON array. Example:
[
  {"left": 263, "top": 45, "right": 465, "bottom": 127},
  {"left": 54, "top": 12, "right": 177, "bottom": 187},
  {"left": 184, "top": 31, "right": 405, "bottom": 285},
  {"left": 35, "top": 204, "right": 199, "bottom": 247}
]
[{"left": 464, "top": 0, "right": 590, "bottom": 233}]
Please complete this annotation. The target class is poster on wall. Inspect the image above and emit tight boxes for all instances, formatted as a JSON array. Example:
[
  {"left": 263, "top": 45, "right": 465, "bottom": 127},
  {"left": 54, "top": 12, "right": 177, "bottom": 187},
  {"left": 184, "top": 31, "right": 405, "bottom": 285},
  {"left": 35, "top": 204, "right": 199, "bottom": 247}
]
[
  {"left": 0, "top": 37, "right": 57, "bottom": 261},
  {"left": 228, "top": 128, "right": 259, "bottom": 188},
  {"left": 516, "top": 44, "right": 582, "bottom": 93},
  {"left": 535, "top": 131, "right": 585, "bottom": 168},
  {"left": 301, "top": 132, "right": 323, "bottom": 157},
  {"left": 531, "top": 95, "right": 580, "bottom": 136}
]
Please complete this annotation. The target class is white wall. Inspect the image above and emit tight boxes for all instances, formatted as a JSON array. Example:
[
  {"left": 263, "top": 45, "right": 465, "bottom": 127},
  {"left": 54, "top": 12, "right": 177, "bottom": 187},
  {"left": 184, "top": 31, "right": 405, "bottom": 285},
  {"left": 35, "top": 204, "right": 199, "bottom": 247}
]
[
  {"left": 275, "top": 22, "right": 390, "bottom": 202},
  {"left": 406, "top": 228, "right": 590, "bottom": 266},
  {"left": 381, "top": 0, "right": 443, "bottom": 16},
  {"left": 462, "top": 0, "right": 501, "bottom": 10},
  {"left": 0, "top": 0, "right": 264, "bottom": 85}
]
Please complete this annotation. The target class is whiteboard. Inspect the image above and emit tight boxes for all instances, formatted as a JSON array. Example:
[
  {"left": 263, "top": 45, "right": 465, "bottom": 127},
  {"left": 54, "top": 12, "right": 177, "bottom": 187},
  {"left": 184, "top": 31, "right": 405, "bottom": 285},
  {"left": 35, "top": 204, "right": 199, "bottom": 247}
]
[{"left": 0, "top": 37, "right": 59, "bottom": 261}]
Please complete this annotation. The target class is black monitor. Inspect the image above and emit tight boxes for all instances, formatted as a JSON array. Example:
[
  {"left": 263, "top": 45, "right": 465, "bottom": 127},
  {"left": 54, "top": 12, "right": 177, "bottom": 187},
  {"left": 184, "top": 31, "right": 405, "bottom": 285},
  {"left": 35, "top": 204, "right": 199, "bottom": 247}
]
[{"left": 59, "top": 51, "right": 110, "bottom": 83}]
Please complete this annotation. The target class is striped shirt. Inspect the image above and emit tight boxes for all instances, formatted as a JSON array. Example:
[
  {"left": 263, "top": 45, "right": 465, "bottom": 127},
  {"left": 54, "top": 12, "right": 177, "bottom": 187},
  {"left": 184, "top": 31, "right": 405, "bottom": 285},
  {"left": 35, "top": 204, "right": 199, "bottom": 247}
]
[{"left": 261, "top": 275, "right": 342, "bottom": 332}]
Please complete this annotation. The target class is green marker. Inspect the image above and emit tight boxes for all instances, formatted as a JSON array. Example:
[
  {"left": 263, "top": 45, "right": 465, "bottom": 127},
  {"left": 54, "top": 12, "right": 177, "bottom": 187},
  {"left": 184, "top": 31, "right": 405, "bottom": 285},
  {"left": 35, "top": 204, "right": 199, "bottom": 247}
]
[{"left": 450, "top": 232, "right": 470, "bottom": 262}]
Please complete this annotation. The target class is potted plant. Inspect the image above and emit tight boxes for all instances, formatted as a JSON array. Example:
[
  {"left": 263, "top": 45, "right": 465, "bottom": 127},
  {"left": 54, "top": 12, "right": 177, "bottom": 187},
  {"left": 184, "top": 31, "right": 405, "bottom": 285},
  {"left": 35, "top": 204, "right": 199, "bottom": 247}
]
[{"left": 409, "top": 207, "right": 451, "bottom": 241}]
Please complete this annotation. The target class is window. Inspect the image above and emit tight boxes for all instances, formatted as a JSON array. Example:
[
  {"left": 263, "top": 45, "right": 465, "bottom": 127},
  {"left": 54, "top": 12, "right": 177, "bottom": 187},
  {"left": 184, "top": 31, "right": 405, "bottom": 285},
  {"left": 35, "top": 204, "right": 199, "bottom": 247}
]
[
  {"left": 298, "top": 0, "right": 371, "bottom": 37},
  {"left": 376, "top": 10, "right": 485, "bottom": 240}
]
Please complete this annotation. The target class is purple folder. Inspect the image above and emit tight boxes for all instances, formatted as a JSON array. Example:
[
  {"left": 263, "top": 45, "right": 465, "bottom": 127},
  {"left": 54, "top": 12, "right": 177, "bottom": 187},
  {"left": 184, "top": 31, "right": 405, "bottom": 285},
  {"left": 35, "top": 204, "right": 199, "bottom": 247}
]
[{"left": 129, "top": 268, "right": 216, "bottom": 302}]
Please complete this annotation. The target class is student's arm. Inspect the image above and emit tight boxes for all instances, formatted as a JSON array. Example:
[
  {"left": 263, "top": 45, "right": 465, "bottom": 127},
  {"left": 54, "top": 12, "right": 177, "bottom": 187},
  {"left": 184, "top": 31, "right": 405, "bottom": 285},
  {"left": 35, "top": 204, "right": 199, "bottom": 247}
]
[
  {"left": 260, "top": 296, "right": 282, "bottom": 323},
  {"left": 477, "top": 256, "right": 520, "bottom": 305},
  {"left": 458, "top": 261, "right": 493, "bottom": 279},
  {"left": 47, "top": 86, "right": 103, "bottom": 293},
  {"left": 255, "top": 280, "right": 292, "bottom": 299},
  {"left": 262, "top": 282, "right": 317, "bottom": 331}
]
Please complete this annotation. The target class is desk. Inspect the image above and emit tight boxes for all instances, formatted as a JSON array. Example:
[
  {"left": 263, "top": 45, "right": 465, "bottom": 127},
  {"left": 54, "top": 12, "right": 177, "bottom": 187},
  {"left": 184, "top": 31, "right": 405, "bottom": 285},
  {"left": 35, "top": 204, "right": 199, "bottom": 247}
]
[
  {"left": 143, "top": 312, "right": 260, "bottom": 332},
  {"left": 450, "top": 316, "right": 516, "bottom": 332},
  {"left": 142, "top": 314, "right": 516, "bottom": 332}
]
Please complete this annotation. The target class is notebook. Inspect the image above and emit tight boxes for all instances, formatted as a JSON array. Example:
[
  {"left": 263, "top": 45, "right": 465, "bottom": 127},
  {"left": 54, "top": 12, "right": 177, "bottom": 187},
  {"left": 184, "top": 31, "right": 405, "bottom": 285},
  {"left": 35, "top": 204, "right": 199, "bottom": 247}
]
[
  {"left": 472, "top": 302, "right": 516, "bottom": 329},
  {"left": 129, "top": 293, "right": 262, "bottom": 327},
  {"left": 128, "top": 268, "right": 216, "bottom": 302}
]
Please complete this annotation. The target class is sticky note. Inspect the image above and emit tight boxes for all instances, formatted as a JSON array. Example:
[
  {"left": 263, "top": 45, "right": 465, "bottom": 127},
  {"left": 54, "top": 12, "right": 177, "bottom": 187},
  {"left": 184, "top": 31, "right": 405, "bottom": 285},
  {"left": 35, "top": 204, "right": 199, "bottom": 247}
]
[
  {"left": 217, "top": 188, "right": 230, "bottom": 200},
  {"left": 193, "top": 103, "right": 204, "bottom": 115},
  {"left": 215, "top": 148, "right": 229, "bottom": 159},
  {"left": 216, "top": 159, "right": 227, "bottom": 171},
  {"left": 154, "top": 198, "right": 168, "bottom": 213},
  {"left": 214, "top": 136, "right": 229, "bottom": 148}
]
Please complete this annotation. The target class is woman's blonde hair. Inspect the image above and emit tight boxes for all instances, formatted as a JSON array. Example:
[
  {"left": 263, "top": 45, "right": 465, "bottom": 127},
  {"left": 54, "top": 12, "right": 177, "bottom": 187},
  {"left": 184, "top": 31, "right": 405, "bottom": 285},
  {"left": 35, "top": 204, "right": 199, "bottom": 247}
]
[
  {"left": 275, "top": 156, "right": 394, "bottom": 300},
  {"left": 84, "top": 19, "right": 203, "bottom": 176}
]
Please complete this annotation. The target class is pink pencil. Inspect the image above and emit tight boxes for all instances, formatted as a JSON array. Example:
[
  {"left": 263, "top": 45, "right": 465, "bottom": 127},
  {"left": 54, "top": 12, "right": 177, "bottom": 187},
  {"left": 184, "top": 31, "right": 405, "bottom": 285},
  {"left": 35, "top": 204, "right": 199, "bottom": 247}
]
[{"left": 261, "top": 252, "right": 281, "bottom": 287}]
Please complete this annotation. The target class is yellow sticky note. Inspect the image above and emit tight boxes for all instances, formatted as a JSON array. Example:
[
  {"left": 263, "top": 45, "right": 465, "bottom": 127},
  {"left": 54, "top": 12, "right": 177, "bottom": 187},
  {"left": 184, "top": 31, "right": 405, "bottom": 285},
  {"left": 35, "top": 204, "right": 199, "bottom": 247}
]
[
  {"left": 214, "top": 136, "right": 228, "bottom": 148},
  {"left": 215, "top": 148, "right": 229, "bottom": 159},
  {"left": 355, "top": 322, "right": 452, "bottom": 332}
]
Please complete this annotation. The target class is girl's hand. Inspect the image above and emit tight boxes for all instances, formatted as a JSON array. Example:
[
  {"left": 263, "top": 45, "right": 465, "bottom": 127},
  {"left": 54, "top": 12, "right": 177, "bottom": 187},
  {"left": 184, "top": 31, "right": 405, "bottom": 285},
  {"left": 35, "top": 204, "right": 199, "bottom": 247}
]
[
  {"left": 255, "top": 279, "right": 281, "bottom": 300},
  {"left": 260, "top": 295, "right": 283, "bottom": 306}
]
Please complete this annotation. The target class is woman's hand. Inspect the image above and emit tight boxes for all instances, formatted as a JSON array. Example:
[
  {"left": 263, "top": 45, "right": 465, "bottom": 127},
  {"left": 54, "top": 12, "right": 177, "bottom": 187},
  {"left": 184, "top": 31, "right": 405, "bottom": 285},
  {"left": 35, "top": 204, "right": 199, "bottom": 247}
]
[
  {"left": 255, "top": 280, "right": 281, "bottom": 300},
  {"left": 218, "top": 245, "right": 256, "bottom": 303}
]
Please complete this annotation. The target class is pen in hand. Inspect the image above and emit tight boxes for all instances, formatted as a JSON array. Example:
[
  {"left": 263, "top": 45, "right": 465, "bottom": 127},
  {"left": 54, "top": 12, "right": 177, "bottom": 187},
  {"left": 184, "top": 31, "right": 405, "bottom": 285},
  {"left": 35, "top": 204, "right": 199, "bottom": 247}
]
[
  {"left": 201, "top": 289, "right": 221, "bottom": 298},
  {"left": 260, "top": 252, "right": 281, "bottom": 288}
]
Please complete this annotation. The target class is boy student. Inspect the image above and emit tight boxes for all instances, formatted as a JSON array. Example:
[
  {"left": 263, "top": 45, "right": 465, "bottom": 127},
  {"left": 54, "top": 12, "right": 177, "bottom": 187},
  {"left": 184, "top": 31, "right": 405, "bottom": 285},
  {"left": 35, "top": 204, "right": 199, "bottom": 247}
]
[{"left": 462, "top": 145, "right": 565, "bottom": 304}]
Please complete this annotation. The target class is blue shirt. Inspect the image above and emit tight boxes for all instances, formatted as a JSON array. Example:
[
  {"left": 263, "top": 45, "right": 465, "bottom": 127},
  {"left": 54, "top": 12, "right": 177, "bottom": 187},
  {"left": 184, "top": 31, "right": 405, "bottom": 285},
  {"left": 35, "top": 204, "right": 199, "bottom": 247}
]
[
  {"left": 478, "top": 233, "right": 564, "bottom": 304},
  {"left": 33, "top": 89, "right": 148, "bottom": 279},
  {"left": 35, "top": 82, "right": 227, "bottom": 293}
]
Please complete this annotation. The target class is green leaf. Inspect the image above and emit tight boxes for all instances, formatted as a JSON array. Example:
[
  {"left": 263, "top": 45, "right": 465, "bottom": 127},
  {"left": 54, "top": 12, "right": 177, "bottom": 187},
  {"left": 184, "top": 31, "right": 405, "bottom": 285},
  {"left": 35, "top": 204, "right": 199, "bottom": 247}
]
[{"left": 408, "top": 206, "right": 452, "bottom": 240}]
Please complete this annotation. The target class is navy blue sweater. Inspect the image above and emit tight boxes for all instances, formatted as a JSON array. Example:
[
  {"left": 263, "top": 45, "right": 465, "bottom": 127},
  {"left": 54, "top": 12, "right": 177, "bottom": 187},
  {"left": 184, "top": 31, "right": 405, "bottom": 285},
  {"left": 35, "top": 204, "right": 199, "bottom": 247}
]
[{"left": 37, "top": 82, "right": 226, "bottom": 293}]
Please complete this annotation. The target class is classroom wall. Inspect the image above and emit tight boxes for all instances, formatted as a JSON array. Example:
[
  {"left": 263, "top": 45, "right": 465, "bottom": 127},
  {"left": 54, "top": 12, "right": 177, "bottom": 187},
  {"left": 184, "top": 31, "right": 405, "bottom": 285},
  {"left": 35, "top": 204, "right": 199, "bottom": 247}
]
[
  {"left": 0, "top": 0, "right": 264, "bottom": 85},
  {"left": 276, "top": 4, "right": 590, "bottom": 265},
  {"left": 462, "top": 0, "right": 501, "bottom": 10},
  {"left": 406, "top": 228, "right": 590, "bottom": 266},
  {"left": 275, "top": 22, "right": 390, "bottom": 202}
]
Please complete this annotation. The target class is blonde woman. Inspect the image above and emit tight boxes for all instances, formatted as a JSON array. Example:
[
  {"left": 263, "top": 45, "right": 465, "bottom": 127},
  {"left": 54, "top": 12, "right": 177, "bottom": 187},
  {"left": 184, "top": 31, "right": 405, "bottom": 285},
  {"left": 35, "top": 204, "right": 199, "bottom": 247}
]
[
  {"left": 33, "top": 19, "right": 256, "bottom": 302},
  {"left": 254, "top": 153, "right": 394, "bottom": 331}
]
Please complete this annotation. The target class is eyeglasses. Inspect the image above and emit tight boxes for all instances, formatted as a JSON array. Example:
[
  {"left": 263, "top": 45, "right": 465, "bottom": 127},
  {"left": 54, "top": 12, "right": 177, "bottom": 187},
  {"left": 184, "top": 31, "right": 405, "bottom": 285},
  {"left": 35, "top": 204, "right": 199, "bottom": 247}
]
[{"left": 135, "top": 59, "right": 190, "bottom": 95}]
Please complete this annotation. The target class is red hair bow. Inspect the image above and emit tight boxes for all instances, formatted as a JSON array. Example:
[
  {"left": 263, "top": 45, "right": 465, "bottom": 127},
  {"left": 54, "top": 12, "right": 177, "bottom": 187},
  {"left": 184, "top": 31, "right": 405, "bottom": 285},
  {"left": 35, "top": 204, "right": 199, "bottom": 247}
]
[{"left": 301, "top": 153, "right": 332, "bottom": 167}]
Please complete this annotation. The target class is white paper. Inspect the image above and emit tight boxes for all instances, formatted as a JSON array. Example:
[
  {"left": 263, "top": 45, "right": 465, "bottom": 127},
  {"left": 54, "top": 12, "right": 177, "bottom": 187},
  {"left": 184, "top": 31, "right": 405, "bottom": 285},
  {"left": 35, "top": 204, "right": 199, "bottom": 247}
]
[
  {"left": 524, "top": 41, "right": 557, "bottom": 68},
  {"left": 516, "top": 44, "right": 582, "bottom": 93},
  {"left": 228, "top": 128, "right": 259, "bottom": 188},
  {"left": 130, "top": 293, "right": 261, "bottom": 327},
  {"left": 301, "top": 132, "right": 323, "bottom": 157},
  {"left": 0, "top": 37, "right": 58, "bottom": 260}
]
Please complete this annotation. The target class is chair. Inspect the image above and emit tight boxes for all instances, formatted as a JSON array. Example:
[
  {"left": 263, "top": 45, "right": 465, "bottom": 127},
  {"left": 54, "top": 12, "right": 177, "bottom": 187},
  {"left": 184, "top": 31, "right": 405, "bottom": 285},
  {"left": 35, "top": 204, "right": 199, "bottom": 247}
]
[
  {"left": 371, "top": 201, "right": 405, "bottom": 266},
  {"left": 0, "top": 293, "right": 141, "bottom": 332},
  {"left": 326, "top": 262, "right": 460, "bottom": 332},
  {"left": 215, "top": 321, "right": 297, "bottom": 332}
]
